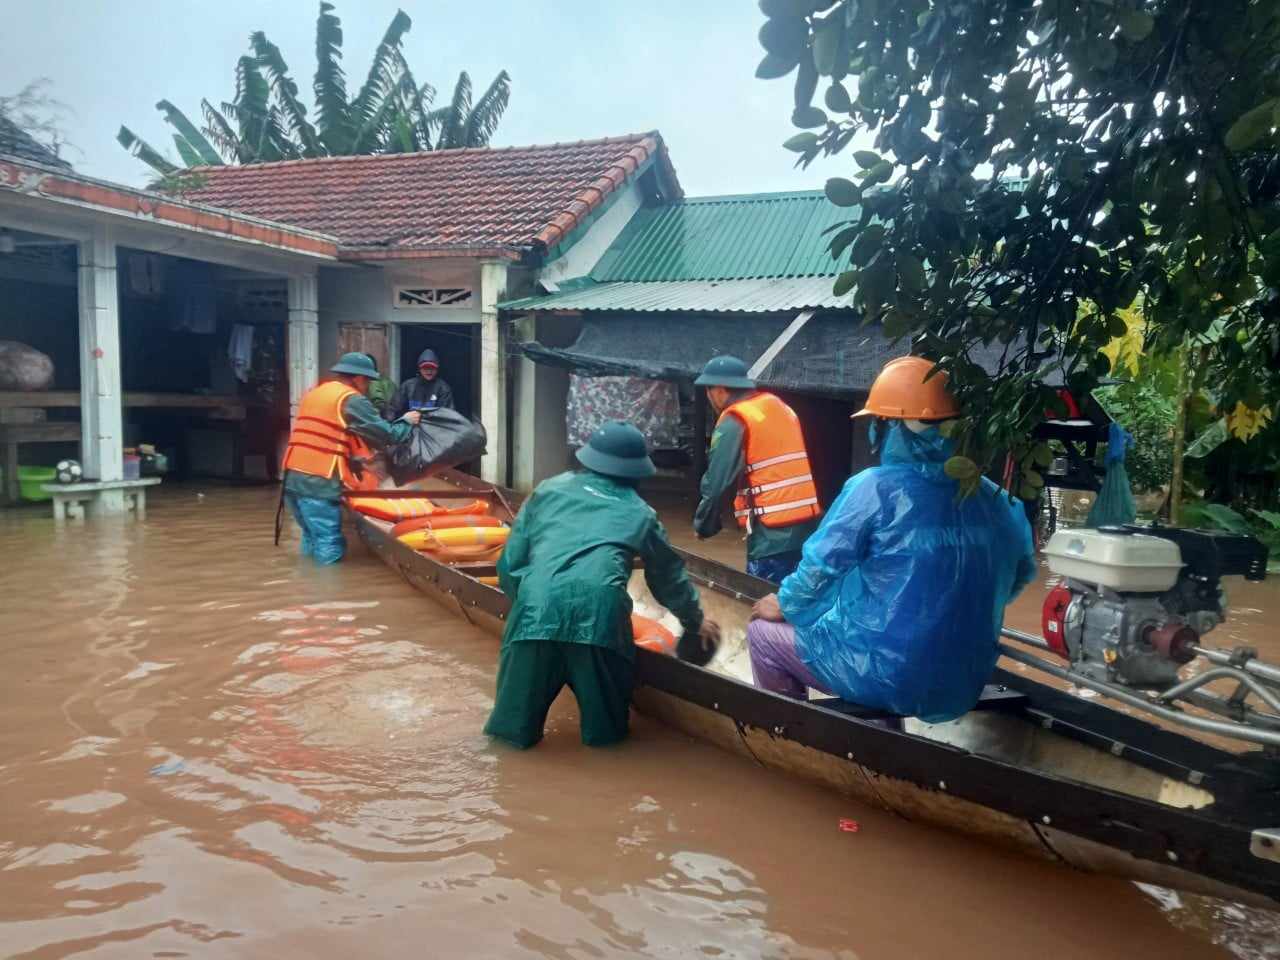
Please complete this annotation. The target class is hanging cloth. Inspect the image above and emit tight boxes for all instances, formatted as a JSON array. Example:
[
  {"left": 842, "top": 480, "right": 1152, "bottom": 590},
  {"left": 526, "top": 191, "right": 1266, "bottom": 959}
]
[
  {"left": 1085, "top": 423, "right": 1138, "bottom": 528},
  {"left": 228, "top": 324, "right": 254, "bottom": 382}
]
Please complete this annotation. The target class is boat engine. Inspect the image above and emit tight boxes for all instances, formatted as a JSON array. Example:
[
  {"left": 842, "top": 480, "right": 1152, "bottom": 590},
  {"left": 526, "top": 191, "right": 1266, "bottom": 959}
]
[{"left": 1041, "top": 525, "right": 1268, "bottom": 689}]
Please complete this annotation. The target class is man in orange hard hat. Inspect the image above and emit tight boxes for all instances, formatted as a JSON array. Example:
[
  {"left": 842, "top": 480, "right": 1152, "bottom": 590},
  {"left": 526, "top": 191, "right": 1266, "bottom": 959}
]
[
  {"left": 746, "top": 356, "right": 1036, "bottom": 723},
  {"left": 693, "top": 356, "right": 822, "bottom": 583}
]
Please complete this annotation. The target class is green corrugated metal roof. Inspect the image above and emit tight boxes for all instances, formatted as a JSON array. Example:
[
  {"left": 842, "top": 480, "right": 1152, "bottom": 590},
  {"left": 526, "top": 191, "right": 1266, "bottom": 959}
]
[{"left": 589, "top": 191, "right": 851, "bottom": 282}]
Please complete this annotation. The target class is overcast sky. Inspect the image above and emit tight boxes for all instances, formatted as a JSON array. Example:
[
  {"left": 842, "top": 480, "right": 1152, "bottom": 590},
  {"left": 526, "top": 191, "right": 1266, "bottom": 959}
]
[{"left": 1, "top": 0, "right": 870, "bottom": 196}]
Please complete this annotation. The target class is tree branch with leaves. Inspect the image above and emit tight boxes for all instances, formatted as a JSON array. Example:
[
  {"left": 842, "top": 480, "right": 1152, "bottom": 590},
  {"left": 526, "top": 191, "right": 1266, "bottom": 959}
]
[{"left": 760, "top": 0, "right": 1280, "bottom": 497}]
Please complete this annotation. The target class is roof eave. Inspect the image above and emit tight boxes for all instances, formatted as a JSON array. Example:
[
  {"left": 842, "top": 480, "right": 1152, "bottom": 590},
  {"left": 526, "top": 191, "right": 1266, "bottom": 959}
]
[
  {"left": 338, "top": 243, "right": 526, "bottom": 263},
  {"left": 531, "top": 132, "right": 682, "bottom": 260},
  {"left": 0, "top": 154, "right": 340, "bottom": 260}
]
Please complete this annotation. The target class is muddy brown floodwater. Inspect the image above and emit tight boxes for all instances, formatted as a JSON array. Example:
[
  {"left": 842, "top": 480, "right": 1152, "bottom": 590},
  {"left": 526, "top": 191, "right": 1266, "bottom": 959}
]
[{"left": 1, "top": 486, "right": 1277, "bottom": 959}]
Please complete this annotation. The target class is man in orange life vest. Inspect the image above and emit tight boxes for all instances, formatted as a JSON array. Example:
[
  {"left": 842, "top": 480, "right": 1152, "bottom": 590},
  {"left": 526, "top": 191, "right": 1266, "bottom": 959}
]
[
  {"left": 693, "top": 356, "right": 821, "bottom": 583},
  {"left": 281, "top": 353, "right": 421, "bottom": 565}
]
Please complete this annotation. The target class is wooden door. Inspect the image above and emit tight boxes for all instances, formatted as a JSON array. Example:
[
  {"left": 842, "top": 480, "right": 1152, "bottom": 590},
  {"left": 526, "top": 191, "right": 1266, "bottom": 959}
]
[{"left": 337, "top": 323, "right": 390, "bottom": 377}]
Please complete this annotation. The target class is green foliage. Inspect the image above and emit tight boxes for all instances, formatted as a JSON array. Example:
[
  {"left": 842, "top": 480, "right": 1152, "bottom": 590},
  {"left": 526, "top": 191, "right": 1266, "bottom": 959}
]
[
  {"left": 1097, "top": 380, "right": 1176, "bottom": 493},
  {"left": 757, "top": 0, "right": 1280, "bottom": 495},
  {"left": 1095, "top": 334, "right": 1183, "bottom": 493},
  {"left": 120, "top": 2, "right": 512, "bottom": 176}
]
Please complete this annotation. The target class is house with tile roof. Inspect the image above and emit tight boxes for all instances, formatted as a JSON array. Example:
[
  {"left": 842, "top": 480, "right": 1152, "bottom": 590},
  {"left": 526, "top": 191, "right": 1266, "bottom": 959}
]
[
  {"left": 178, "top": 133, "right": 681, "bottom": 483},
  {"left": 0, "top": 133, "right": 680, "bottom": 500}
]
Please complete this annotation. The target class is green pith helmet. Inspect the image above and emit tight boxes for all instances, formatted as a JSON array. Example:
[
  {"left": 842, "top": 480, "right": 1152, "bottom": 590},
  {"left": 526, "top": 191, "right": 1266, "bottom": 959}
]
[
  {"left": 330, "top": 352, "right": 379, "bottom": 378},
  {"left": 575, "top": 420, "right": 657, "bottom": 480},
  {"left": 694, "top": 355, "right": 755, "bottom": 389}
]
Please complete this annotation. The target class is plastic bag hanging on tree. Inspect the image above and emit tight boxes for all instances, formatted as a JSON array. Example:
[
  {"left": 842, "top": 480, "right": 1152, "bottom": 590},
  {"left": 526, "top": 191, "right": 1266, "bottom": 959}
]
[
  {"left": 388, "top": 408, "right": 488, "bottom": 485},
  {"left": 1086, "top": 423, "right": 1138, "bottom": 528}
]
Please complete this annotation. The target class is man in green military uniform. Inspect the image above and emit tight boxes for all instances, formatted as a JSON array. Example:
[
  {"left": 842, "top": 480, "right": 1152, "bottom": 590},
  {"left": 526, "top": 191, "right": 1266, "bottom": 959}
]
[
  {"left": 484, "top": 421, "right": 721, "bottom": 749},
  {"left": 280, "top": 353, "right": 419, "bottom": 565},
  {"left": 692, "top": 356, "right": 821, "bottom": 583}
]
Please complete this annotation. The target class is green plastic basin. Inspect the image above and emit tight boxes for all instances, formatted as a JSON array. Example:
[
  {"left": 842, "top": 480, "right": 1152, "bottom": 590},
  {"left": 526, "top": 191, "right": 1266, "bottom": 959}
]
[{"left": 18, "top": 466, "right": 56, "bottom": 502}]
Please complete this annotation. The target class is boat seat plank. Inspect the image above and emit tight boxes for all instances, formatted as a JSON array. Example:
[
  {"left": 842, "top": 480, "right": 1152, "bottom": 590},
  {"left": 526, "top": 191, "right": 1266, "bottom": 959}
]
[{"left": 807, "top": 684, "right": 1028, "bottom": 721}]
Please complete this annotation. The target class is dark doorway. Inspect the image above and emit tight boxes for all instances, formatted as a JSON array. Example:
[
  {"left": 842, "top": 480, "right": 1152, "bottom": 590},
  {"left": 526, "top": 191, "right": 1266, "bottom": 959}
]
[
  {"left": 775, "top": 389, "right": 857, "bottom": 510},
  {"left": 397, "top": 323, "right": 477, "bottom": 419}
]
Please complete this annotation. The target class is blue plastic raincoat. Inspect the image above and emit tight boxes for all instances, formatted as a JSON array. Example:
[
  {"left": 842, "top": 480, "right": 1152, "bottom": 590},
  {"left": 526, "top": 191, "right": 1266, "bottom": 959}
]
[{"left": 778, "top": 422, "right": 1036, "bottom": 723}]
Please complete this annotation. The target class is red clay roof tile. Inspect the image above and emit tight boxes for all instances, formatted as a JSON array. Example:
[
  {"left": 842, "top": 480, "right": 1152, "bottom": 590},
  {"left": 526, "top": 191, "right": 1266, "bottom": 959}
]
[{"left": 181, "top": 132, "right": 680, "bottom": 261}]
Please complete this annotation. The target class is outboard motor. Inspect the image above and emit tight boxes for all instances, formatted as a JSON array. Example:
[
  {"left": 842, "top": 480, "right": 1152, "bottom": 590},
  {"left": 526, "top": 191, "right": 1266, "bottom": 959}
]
[{"left": 1041, "top": 525, "right": 1268, "bottom": 689}]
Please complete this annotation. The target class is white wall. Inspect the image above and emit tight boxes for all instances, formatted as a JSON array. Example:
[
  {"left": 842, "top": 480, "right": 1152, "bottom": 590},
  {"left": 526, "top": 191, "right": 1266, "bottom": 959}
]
[
  {"left": 538, "top": 179, "right": 645, "bottom": 286},
  {"left": 512, "top": 313, "right": 582, "bottom": 491},
  {"left": 319, "top": 258, "right": 484, "bottom": 372}
]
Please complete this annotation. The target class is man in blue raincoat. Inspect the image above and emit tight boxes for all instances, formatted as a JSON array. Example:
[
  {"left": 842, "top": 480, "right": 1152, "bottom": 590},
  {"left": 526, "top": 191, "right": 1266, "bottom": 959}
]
[{"left": 747, "top": 357, "right": 1036, "bottom": 723}]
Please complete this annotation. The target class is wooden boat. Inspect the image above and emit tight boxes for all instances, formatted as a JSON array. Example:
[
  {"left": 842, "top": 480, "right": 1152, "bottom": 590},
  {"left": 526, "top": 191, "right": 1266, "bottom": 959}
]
[{"left": 348, "top": 471, "right": 1280, "bottom": 910}]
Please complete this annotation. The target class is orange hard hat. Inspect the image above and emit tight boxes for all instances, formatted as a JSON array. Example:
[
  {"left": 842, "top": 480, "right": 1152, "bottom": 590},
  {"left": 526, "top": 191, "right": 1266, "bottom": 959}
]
[{"left": 853, "top": 356, "right": 960, "bottom": 420}]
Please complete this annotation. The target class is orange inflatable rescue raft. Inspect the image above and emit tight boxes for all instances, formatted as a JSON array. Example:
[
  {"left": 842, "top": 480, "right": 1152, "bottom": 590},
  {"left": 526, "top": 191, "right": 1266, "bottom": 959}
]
[
  {"left": 631, "top": 614, "right": 677, "bottom": 655},
  {"left": 345, "top": 495, "right": 439, "bottom": 521},
  {"left": 347, "top": 495, "right": 492, "bottom": 524},
  {"left": 401, "top": 524, "right": 510, "bottom": 562},
  {"left": 390, "top": 511, "right": 498, "bottom": 539}
]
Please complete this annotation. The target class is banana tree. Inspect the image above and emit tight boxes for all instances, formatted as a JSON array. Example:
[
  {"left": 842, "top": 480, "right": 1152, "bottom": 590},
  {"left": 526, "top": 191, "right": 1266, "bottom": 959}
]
[{"left": 118, "top": 2, "right": 512, "bottom": 177}]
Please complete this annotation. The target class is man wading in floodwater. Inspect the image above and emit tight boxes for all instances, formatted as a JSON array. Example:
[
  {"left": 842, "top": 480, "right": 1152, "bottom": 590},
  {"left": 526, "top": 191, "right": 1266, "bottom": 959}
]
[
  {"left": 485, "top": 421, "right": 721, "bottom": 749},
  {"left": 279, "top": 353, "right": 420, "bottom": 565},
  {"left": 692, "top": 355, "right": 822, "bottom": 583}
]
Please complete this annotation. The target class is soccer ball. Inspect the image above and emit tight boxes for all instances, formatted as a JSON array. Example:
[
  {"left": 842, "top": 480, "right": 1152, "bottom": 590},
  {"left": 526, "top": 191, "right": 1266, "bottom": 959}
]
[{"left": 55, "top": 459, "right": 82, "bottom": 484}]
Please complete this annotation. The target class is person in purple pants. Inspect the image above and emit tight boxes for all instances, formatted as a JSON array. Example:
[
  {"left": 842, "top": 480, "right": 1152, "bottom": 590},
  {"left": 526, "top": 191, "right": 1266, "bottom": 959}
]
[{"left": 745, "top": 358, "right": 1035, "bottom": 724}]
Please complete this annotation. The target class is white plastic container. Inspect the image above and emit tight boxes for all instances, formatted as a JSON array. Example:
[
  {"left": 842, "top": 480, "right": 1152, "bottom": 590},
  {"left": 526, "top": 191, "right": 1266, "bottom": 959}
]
[{"left": 1044, "top": 529, "right": 1183, "bottom": 592}]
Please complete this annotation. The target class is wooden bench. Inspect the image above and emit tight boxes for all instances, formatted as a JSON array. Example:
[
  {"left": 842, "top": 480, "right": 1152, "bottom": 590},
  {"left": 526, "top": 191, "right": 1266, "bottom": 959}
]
[{"left": 39, "top": 478, "right": 162, "bottom": 520}]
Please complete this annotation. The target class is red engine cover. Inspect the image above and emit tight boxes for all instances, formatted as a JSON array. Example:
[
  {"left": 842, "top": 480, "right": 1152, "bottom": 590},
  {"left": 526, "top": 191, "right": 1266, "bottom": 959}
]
[{"left": 1041, "top": 585, "right": 1073, "bottom": 659}]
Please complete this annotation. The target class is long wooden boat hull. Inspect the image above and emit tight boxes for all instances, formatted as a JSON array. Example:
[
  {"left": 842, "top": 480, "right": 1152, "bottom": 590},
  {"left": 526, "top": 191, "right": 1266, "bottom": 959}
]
[{"left": 349, "top": 473, "right": 1280, "bottom": 909}]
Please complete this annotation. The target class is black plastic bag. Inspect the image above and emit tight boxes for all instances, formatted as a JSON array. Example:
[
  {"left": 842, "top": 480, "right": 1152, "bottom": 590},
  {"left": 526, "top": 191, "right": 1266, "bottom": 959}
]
[{"left": 388, "top": 409, "right": 488, "bottom": 485}]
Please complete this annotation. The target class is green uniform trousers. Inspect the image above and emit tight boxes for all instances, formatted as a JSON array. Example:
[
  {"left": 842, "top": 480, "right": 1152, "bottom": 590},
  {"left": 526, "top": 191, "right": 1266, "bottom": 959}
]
[{"left": 484, "top": 640, "right": 635, "bottom": 749}]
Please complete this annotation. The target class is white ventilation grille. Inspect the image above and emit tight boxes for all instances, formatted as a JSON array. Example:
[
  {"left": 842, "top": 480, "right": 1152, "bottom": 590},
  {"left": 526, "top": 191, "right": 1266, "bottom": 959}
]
[{"left": 394, "top": 286, "right": 474, "bottom": 309}]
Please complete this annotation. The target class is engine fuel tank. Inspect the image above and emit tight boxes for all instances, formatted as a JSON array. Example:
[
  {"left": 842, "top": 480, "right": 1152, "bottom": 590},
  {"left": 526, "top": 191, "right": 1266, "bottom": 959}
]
[{"left": 1044, "top": 529, "right": 1183, "bottom": 592}]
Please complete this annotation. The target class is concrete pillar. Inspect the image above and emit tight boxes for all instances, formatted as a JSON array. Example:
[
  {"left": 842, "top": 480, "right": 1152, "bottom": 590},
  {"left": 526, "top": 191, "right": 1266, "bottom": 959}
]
[
  {"left": 479, "top": 260, "right": 509, "bottom": 485},
  {"left": 77, "top": 223, "right": 125, "bottom": 513},
  {"left": 510, "top": 313, "right": 578, "bottom": 493},
  {"left": 511, "top": 313, "right": 538, "bottom": 492},
  {"left": 287, "top": 274, "right": 320, "bottom": 422}
]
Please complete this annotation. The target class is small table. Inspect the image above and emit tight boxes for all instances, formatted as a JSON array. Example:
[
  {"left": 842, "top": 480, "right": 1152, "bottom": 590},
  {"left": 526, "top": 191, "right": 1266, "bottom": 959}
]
[
  {"left": 40, "top": 477, "right": 162, "bottom": 520},
  {"left": 0, "top": 422, "right": 82, "bottom": 505}
]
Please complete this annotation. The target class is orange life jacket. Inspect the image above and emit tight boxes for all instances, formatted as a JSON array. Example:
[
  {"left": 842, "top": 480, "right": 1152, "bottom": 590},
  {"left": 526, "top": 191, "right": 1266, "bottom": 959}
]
[
  {"left": 718, "top": 392, "right": 821, "bottom": 531},
  {"left": 282, "top": 380, "right": 361, "bottom": 487}
]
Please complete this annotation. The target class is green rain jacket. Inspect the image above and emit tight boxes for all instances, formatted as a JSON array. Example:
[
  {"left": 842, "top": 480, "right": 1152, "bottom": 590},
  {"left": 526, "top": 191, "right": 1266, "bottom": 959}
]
[
  {"left": 366, "top": 376, "right": 399, "bottom": 419},
  {"left": 497, "top": 471, "right": 704, "bottom": 659}
]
